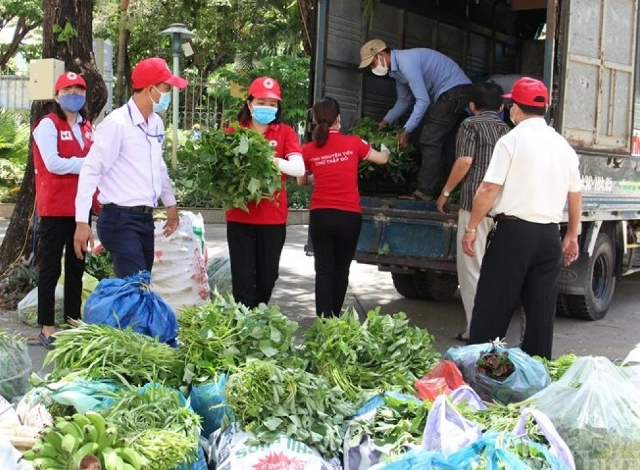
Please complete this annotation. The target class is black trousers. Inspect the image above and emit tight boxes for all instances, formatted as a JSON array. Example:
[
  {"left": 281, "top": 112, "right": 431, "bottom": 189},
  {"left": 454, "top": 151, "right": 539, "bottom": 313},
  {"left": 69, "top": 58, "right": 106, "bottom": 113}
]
[
  {"left": 310, "top": 209, "right": 362, "bottom": 317},
  {"left": 469, "top": 218, "right": 563, "bottom": 359},
  {"left": 417, "top": 85, "right": 473, "bottom": 197},
  {"left": 226, "top": 222, "right": 286, "bottom": 309},
  {"left": 96, "top": 207, "right": 155, "bottom": 278},
  {"left": 37, "top": 216, "right": 85, "bottom": 326}
]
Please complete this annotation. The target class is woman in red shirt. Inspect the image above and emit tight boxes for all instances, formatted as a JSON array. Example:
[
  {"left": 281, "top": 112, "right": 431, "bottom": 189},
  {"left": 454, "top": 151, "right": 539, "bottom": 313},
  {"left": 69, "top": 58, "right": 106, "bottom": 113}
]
[
  {"left": 225, "top": 77, "right": 305, "bottom": 308},
  {"left": 298, "top": 97, "right": 389, "bottom": 317}
]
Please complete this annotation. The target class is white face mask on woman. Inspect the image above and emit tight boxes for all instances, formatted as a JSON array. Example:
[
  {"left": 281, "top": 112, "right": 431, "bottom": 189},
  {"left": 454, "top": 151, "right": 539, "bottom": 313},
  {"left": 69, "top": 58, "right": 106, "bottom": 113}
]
[{"left": 371, "top": 55, "right": 389, "bottom": 76}]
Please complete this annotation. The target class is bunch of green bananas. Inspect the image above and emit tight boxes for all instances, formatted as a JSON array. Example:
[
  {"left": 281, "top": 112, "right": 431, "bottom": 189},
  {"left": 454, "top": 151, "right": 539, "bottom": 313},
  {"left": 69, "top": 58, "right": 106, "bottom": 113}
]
[{"left": 22, "top": 411, "right": 149, "bottom": 470}]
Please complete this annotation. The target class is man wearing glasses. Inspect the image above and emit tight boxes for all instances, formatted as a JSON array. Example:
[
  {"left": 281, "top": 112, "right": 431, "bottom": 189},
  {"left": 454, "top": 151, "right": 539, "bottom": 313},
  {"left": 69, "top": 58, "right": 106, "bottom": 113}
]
[{"left": 73, "top": 57, "right": 188, "bottom": 278}]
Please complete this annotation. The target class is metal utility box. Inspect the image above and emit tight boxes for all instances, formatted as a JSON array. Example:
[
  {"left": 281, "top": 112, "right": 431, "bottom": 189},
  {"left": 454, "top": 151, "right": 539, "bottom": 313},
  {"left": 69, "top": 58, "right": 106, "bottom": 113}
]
[{"left": 29, "top": 59, "right": 65, "bottom": 101}]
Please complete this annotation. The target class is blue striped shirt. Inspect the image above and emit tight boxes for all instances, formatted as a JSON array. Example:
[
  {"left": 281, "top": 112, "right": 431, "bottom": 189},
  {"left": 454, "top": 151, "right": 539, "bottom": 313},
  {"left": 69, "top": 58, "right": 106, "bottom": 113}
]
[{"left": 385, "top": 48, "right": 471, "bottom": 133}]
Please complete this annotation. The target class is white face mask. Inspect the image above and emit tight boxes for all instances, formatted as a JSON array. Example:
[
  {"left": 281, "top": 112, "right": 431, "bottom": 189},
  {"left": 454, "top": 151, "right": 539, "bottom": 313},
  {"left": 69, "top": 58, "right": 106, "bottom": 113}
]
[{"left": 371, "top": 55, "right": 388, "bottom": 76}]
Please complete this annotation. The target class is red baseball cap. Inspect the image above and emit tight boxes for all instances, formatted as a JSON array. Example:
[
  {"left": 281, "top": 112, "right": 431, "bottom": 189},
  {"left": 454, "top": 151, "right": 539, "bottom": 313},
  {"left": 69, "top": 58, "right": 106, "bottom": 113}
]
[
  {"left": 503, "top": 77, "right": 548, "bottom": 107},
  {"left": 55, "top": 72, "right": 87, "bottom": 92},
  {"left": 248, "top": 77, "right": 282, "bottom": 100},
  {"left": 131, "top": 57, "right": 189, "bottom": 89}
]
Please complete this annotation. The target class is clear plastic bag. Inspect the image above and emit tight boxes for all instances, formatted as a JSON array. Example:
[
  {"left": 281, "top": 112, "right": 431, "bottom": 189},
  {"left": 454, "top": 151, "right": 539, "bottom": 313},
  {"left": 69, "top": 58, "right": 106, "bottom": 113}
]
[
  {"left": 529, "top": 356, "right": 640, "bottom": 470},
  {"left": 0, "top": 333, "right": 32, "bottom": 401}
]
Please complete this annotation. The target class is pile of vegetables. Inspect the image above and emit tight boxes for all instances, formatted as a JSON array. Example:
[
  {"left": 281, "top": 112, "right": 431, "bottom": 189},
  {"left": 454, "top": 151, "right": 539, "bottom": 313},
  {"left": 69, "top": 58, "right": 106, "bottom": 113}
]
[
  {"left": 349, "top": 117, "right": 419, "bottom": 188},
  {"left": 99, "top": 384, "right": 202, "bottom": 470},
  {"left": 174, "top": 126, "right": 282, "bottom": 211},
  {"left": 83, "top": 247, "right": 115, "bottom": 281},
  {"left": 476, "top": 345, "right": 515, "bottom": 382},
  {"left": 534, "top": 353, "right": 578, "bottom": 382},
  {"left": 43, "top": 322, "right": 182, "bottom": 387},
  {"left": 222, "top": 359, "right": 356, "bottom": 457},
  {"left": 0, "top": 329, "right": 32, "bottom": 400},
  {"left": 177, "top": 292, "right": 299, "bottom": 383},
  {"left": 300, "top": 308, "right": 440, "bottom": 402}
]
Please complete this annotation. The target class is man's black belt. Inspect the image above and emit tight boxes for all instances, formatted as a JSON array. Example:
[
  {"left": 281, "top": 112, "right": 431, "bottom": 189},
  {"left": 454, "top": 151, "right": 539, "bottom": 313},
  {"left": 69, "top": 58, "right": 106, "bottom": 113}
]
[
  {"left": 493, "top": 213, "right": 522, "bottom": 221},
  {"left": 439, "top": 84, "right": 473, "bottom": 100},
  {"left": 101, "top": 203, "right": 154, "bottom": 214}
]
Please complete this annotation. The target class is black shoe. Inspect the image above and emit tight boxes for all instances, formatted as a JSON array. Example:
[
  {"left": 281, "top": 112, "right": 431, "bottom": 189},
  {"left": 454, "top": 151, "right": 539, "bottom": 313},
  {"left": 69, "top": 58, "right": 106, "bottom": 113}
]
[{"left": 38, "top": 331, "right": 55, "bottom": 350}]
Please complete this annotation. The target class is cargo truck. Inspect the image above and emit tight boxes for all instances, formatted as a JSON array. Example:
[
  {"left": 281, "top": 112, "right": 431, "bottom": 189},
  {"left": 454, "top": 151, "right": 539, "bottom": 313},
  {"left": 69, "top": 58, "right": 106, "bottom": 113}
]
[{"left": 309, "top": 0, "right": 640, "bottom": 320}]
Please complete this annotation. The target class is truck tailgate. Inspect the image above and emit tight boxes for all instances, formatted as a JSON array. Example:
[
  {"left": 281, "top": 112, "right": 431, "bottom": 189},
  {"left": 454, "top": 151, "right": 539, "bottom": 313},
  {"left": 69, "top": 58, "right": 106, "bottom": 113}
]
[{"left": 355, "top": 197, "right": 459, "bottom": 272}]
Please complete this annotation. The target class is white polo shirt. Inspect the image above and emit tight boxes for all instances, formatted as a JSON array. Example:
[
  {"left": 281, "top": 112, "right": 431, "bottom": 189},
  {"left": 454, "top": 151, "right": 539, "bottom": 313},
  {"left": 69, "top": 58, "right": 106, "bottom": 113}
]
[{"left": 483, "top": 117, "right": 581, "bottom": 224}]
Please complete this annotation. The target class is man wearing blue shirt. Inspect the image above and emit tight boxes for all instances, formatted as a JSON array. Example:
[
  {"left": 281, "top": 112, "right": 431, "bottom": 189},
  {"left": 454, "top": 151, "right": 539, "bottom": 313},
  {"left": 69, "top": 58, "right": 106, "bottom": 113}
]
[{"left": 359, "top": 39, "right": 472, "bottom": 201}]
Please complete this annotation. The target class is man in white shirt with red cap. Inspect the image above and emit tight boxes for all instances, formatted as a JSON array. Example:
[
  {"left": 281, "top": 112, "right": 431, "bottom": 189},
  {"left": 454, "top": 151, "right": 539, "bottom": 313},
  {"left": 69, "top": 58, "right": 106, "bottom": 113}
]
[
  {"left": 73, "top": 57, "right": 188, "bottom": 278},
  {"left": 461, "top": 77, "right": 582, "bottom": 359}
]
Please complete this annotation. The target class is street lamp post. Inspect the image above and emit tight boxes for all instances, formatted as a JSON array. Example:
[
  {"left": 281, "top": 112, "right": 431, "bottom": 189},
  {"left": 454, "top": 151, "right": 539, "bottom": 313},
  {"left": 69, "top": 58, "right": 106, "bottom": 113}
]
[{"left": 160, "top": 23, "right": 195, "bottom": 169}]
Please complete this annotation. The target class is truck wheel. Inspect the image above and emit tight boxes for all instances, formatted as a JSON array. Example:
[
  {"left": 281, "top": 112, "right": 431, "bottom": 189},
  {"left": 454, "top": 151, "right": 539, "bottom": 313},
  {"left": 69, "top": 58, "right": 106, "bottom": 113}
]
[
  {"left": 566, "top": 233, "right": 616, "bottom": 320},
  {"left": 391, "top": 273, "right": 420, "bottom": 299},
  {"left": 413, "top": 272, "right": 459, "bottom": 301},
  {"left": 555, "top": 294, "right": 573, "bottom": 318}
]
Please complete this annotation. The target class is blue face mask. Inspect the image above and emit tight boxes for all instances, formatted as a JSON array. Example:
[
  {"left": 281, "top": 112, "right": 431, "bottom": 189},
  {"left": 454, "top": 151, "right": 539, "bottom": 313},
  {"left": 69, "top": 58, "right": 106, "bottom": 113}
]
[
  {"left": 251, "top": 105, "right": 277, "bottom": 124},
  {"left": 58, "top": 94, "right": 86, "bottom": 113},
  {"left": 152, "top": 88, "right": 172, "bottom": 113}
]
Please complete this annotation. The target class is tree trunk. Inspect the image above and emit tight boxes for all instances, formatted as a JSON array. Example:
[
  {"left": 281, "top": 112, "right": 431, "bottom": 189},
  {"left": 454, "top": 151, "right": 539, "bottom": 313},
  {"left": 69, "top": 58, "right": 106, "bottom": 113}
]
[
  {"left": 114, "top": 0, "right": 130, "bottom": 107},
  {"left": 0, "top": 0, "right": 108, "bottom": 276}
]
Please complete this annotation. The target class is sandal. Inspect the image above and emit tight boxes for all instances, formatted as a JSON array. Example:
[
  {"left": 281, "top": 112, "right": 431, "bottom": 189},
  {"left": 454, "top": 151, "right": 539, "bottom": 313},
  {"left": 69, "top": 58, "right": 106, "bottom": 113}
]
[
  {"left": 37, "top": 331, "right": 56, "bottom": 350},
  {"left": 455, "top": 331, "right": 469, "bottom": 342}
]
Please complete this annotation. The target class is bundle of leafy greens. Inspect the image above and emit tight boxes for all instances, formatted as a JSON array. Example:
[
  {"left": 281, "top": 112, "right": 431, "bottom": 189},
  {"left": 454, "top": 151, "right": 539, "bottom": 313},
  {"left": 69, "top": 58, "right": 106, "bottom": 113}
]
[
  {"left": 533, "top": 353, "right": 578, "bottom": 382},
  {"left": 100, "top": 383, "right": 202, "bottom": 470},
  {"left": 83, "top": 246, "right": 115, "bottom": 280},
  {"left": 222, "top": 359, "right": 356, "bottom": 457},
  {"left": 349, "top": 117, "right": 418, "bottom": 185},
  {"left": 42, "top": 322, "right": 182, "bottom": 387},
  {"left": 177, "top": 292, "right": 299, "bottom": 384},
  {"left": 300, "top": 308, "right": 440, "bottom": 403},
  {"left": 346, "top": 394, "right": 431, "bottom": 459},
  {"left": 175, "top": 125, "right": 282, "bottom": 211}
]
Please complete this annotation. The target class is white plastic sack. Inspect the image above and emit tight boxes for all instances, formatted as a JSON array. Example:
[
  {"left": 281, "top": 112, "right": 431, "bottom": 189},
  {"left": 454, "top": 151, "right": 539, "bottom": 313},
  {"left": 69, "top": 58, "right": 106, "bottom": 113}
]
[
  {"left": 0, "top": 437, "right": 31, "bottom": 470},
  {"left": 210, "top": 425, "right": 341, "bottom": 470},
  {"left": 152, "top": 212, "right": 210, "bottom": 315},
  {"left": 422, "top": 395, "right": 482, "bottom": 457},
  {"left": 0, "top": 397, "right": 20, "bottom": 427},
  {"left": 15, "top": 389, "right": 52, "bottom": 429}
]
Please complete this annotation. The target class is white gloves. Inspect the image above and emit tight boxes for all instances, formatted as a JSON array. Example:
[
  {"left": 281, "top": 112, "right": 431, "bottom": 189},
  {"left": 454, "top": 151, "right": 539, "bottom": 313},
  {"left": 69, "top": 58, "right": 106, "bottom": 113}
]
[{"left": 380, "top": 143, "right": 390, "bottom": 154}]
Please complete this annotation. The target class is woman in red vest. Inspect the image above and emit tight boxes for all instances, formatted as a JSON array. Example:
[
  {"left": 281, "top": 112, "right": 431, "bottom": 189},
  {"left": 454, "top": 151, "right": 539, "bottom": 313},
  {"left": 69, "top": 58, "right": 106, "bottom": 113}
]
[
  {"left": 298, "top": 97, "right": 389, "bottom": 317},
  {"left": 225, "top": 77, "right": 305, "bottom": 308},
  {"left": 32, "top": 71, "right": 93, "bottom": 349}
]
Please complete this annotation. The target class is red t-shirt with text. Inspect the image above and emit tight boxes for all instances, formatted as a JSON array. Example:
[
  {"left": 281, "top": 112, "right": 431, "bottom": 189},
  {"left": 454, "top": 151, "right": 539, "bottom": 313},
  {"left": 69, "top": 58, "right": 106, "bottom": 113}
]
[
  {"left": 225, "top": 122, "right": 302, "bottom": 225},
  {"left": 302, "top": 130, "right": 371, "bottom": 213}
]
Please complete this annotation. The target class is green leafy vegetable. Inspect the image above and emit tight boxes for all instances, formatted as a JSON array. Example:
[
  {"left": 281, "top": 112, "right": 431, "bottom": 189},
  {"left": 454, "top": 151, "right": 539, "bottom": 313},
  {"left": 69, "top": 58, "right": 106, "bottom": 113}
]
[
  {"left": 177, "top": 292, "right": 299, "bottom": 383},
  {"left": 42, "top": 322, "right": 182, "bottom": 387},
  {"left": 349, "top": 117, "right": 419, "bottom": 187},
  {"left": 300, "top": 308, "right": 440, "bottom": 402},
  {"left": 222, "top": 359, "right": 356, "bottom": 458},
  {"left": 174, "top": 125, "right": 282, "bottom": 211},
  {"left": 534, "top": 353, "right": 578, "bottom": 382}
]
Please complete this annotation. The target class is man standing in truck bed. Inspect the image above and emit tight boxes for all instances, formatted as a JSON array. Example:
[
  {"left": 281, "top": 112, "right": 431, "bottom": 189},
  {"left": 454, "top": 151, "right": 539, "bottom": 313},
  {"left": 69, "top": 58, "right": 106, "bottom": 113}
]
[
  {"left": 461, "top": 77, "right": 582, "bottom": 359},
  {"left": 359, "top": 39, "right": 472, "bottom": 201},
  {"left": 436, "top": 82, "right": 511, "bottom": 342}
]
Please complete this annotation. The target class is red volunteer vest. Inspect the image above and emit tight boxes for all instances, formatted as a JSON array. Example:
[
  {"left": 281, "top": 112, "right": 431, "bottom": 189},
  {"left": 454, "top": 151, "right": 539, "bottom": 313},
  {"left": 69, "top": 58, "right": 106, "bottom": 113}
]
[{"left": 33, "top": 113, "right": 93, "bottom": 216}]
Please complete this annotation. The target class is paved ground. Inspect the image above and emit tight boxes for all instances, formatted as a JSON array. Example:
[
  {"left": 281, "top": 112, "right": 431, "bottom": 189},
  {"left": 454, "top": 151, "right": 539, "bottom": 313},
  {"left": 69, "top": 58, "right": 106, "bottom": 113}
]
[{"left": 1, "top": 217, "right": 639, "bottom": 376}]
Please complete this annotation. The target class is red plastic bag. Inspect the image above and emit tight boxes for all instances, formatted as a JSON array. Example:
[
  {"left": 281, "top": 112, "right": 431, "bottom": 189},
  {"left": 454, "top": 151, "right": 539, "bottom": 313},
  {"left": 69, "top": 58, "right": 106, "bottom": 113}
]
[{"left": 415, "top": 360, "right": 466, "bottom": 401}]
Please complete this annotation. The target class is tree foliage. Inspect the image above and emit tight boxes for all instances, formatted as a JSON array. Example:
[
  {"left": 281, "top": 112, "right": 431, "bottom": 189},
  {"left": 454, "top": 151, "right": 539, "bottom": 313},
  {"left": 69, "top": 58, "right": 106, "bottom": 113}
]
[{"left": 0, "top": 0, "right": 42, "bottom": 72}]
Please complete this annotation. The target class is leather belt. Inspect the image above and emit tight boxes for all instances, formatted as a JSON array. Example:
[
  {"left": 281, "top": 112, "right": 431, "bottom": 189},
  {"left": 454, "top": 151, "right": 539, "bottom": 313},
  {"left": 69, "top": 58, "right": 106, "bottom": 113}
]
[
  {"left": 493, "top": 213, "right": 522, "bottom": 221},
  {"left": 101, "top": 203, "right": 154, "bottom": 214}
]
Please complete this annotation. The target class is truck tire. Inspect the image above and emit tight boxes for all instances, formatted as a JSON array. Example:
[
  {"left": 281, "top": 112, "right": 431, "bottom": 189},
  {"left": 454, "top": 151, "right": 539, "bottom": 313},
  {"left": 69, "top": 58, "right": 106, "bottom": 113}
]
[
  {"left": 555, "top": 293, "right": 573, "bottom": 318},
  {"left": 391, "top": 273, "right": 420, "bottom": 299},
  {"left": 391, "top": 272, "right": 459, "bottom": 301},
  {"left": 565, "top": 233, "right": 616, "bottom": 320}
]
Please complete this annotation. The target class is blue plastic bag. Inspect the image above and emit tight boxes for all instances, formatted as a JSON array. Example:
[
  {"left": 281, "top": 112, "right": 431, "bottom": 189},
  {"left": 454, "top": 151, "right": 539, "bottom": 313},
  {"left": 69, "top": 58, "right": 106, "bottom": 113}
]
[
  {"left": 368, "top": 449, "right": 462, "bottom": 470},
  {"left": 190, "top": 374, "right": 231, "bottom": 437},
  {"left": 445, "top": 343, "right": 550, "bottom": 404},
  {"left": 84, "top": 271, "right": 178, "bottom": 346}
]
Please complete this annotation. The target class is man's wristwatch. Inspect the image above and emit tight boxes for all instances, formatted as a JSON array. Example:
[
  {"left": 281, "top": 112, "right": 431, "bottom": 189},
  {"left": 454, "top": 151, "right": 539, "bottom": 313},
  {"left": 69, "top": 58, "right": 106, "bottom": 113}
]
[
  {"left": 442, "top": 190, "right": 450, "bottom": 198},
  {"left": 464, "top": 225, "right": 477, "bottom": 234}
]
